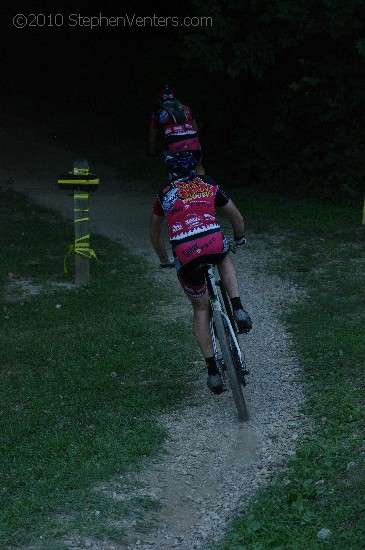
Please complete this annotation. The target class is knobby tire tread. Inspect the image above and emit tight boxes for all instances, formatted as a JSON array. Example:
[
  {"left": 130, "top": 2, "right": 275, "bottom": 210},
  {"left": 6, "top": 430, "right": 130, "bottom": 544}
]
[
  {"left": 219, "top": 279, "right": 248, "bottom": 384},
  {"left": 213, "top": 310, "right": 248, "bottom": 421}
]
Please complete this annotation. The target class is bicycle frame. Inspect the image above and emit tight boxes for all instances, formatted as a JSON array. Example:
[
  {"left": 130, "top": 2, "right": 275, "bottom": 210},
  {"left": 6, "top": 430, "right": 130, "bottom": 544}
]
[
  {"left": 158, "top": 245, "right": 249, "bottom": 420},
  {"left": 204, "top": 265, "right": 245, "bottom": 371}
]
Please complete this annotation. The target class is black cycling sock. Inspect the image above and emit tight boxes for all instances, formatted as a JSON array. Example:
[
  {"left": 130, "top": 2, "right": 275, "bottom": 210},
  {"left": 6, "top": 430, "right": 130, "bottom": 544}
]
[
  {"left": 231, "top": 297, "right": 243, "bottom": 311},
  {"left": 205, "top": 356, "right": 218, "bottom": 375}
]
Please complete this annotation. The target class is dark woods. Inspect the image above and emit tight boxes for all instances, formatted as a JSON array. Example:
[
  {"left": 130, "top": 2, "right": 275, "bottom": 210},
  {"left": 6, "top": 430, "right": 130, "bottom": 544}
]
[
  {"left": 2, "top": 0, "right": 364, "bottom": 203},
  {"left": 181, "top": 0, "right": 365, "bottom": 202}
]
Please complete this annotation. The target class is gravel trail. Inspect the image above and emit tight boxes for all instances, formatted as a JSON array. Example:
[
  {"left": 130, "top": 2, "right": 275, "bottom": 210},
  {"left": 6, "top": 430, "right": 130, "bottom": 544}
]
[{"left": 1, "top": 135, "right": 308, "bottom": 549}]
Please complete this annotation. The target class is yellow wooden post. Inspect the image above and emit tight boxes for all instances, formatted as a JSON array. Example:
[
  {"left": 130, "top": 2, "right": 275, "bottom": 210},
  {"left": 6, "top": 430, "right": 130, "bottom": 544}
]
[
  {"left": 74, "top": 190, "right": 91, "bottom": 285},
  {"left": 58, "top": 159, "right": 99, "bottom": 284}
]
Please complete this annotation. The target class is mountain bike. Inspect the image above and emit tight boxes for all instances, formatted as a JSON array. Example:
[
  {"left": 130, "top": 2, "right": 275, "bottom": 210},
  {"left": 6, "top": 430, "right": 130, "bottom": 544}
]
[
  {"left": 160, "top": 244, "right": 250, "bottom": 421},
  {"left": 200, "top": 249, "right": 249, "bottom": 422}
]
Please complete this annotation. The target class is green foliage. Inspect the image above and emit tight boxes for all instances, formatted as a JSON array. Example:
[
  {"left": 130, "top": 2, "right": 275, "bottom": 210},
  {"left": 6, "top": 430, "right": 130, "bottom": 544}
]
[{"left": 182, "top": 0, "right": 365, "bottom": 202}]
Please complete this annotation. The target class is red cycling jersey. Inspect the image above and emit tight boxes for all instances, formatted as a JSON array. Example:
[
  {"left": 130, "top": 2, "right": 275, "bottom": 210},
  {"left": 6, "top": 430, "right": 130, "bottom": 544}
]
[
  {"left": 152, "top": 175, "right": 229, "bottom": 240},
  {"left": 150, "top": 105, "right": 201, "bottom": 153},
  {"left": 152, "top": 174, "right": 231, "bottom": 297}
]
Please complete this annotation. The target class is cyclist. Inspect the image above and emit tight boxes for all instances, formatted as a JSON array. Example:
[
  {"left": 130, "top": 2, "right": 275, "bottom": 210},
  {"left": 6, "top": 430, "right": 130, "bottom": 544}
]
[
  {"left": 150, "top": 151, "right": 252, "bottom": 394},
  {"left": 148, "top": 84, "right": 205, "bottom": 175}
]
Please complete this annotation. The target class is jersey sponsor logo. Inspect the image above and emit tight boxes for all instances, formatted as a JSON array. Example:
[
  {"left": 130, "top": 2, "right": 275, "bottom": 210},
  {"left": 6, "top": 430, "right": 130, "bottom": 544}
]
[
  {"left": 159, "top": 110, "right": 170, "bottom": 123},
  {"left": 182, "top": 242, "right": 202, "bottom": 258},
  {"left": 185, "top": 215, "right": 205, "bottom": 228},
  {"left": 165, "top": 125, "right": 195, "bottom": 136},
  {"left": 200, "top": 235, "right": 217, "bottom": 251},
  {"left": 162, "top": 187, "right": 179, "bottom": 213},
  {"left": 169, "top": 205, "right": 184, "bottom": 214},
  {"left": 170, "top": 223, "right": 220, "bottom": 240},
  {"left": 175, "top": 178, "right": 214, "bottom": 201},
  {"left": 181, "top": 235, "right": 217, "bottom": 258},
  {"left": 189, "top": 200, "right": 210, "bottom": 208},
  {"left": 172, "top": 222, "right": 183, "bottom": 232},
  {"left": 165, "top": 124, "right": 185, "bottom": 133}
]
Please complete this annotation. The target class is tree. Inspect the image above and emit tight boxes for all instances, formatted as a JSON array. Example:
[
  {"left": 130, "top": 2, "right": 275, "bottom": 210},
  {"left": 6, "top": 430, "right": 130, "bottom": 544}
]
[{"left": 183, "top": 0, "right": 365, "bottom": 201}]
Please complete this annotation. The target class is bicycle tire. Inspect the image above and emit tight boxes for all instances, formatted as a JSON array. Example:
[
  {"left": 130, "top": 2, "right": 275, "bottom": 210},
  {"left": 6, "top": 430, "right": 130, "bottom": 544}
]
[
  {"left": 218, "top": 280, "right": 249, "bottom": 385},
  {"left": 218, "top": 280, "right": 237, "bottom": 335},
  {"left": 213, "top": 310, "right": 249, "bottom": 421}
]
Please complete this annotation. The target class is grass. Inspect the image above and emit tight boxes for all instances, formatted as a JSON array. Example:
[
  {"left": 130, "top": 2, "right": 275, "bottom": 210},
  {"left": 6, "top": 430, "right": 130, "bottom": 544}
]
[
  {"left": 215, "top": 188, "right": 365, "bottom": 549},
  {"left": 0, "top": 190, "right": 197, "bottom": 548},
  {"left": 2, "top": 184, "right": 365, "bottom": 549}
]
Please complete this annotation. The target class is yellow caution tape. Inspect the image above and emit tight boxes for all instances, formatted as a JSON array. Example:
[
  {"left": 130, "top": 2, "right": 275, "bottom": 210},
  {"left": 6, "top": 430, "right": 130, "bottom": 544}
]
[
  {"left": 64, "top": 191, "right": 97, "bottom": 273},
  {"left": 64, "top": 235, "right": 97, "bottom": 273}
]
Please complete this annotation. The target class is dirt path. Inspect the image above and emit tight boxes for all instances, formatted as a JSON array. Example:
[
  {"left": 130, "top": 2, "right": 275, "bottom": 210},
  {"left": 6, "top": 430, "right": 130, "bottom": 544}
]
[{"left": 1, "top": 129, "right": 307, "bottom": 549}]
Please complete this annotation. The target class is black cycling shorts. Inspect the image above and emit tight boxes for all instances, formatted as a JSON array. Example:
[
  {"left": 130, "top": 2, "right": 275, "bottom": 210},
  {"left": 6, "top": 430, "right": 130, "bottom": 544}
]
[{"left": 178, "top": 251, "right": 228, "bottom": 299}]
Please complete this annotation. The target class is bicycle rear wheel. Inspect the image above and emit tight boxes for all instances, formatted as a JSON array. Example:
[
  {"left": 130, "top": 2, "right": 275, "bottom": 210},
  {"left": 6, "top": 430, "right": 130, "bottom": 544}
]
[{"left": 213, "top": 310, "right": 249, "bottom": 421}]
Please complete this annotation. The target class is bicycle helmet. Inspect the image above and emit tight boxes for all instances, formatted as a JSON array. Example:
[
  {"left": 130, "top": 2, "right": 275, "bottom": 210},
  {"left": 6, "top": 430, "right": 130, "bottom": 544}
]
[
  {"left": 158, "top": 84, "right": 176, "bottom": 101},
  {"left": 164, "top": 151, "right": 198, "bottom": 177}
]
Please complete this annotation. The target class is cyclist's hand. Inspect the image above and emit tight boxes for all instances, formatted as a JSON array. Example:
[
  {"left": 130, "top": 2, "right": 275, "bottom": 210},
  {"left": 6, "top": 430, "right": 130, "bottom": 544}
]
[
  {"left": 159, "top": 258, "right": 175, "bottom": 269},
  {"left": 235, "top": 236, "right": 247, "bottom": 246}
]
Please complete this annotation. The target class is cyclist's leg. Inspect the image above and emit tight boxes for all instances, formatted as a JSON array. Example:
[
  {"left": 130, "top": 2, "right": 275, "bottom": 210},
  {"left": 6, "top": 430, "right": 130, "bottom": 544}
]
[
  {"left": 216, "top": 253, "right": 252, "bottom": 333},
  {"left": 176, "top": 261, "right": 213, "bottom": 358},
  {"left": 216, "top": 253, "right": 240, "bottom": 299},
  {"left": 189, "top": 292, "right": 224, "bottom": 393},
  {"left": 177, "top": 262, "right": 223, "bottom": 392},
  {"left": 189, "top": 291, "right": 214, "bottom": 358}
]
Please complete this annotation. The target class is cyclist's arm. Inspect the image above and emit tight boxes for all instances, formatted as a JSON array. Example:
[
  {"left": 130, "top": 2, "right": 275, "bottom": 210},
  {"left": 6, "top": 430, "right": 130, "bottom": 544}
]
[
  {"left": 150, "top": 214, "right": 169, "bottom": 263},
  {"left": 220, "top": 199, "right": 245, "bottom": 240}
]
